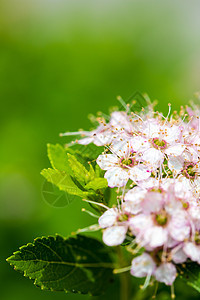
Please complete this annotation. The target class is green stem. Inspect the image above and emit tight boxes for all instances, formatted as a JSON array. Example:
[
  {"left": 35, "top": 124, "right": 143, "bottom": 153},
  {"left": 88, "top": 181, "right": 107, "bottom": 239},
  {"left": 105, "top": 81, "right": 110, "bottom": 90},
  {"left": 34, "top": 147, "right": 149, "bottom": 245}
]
[{"left": 116, "top": 247, "right": 130, "bottom": 300}]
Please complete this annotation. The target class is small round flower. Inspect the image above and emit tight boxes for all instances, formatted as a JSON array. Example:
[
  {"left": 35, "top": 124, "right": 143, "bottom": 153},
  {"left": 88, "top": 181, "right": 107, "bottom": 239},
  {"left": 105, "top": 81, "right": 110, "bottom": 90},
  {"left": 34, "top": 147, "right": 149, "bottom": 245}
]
[
  {"left": 131, "top": 253, "right": 177, "bottom": 286},
  {"left": 131, "top": 119, "right": 185, "bottom": 170},
  {"left": 129, "top": 188, "right": 191, "bottom": 248}
]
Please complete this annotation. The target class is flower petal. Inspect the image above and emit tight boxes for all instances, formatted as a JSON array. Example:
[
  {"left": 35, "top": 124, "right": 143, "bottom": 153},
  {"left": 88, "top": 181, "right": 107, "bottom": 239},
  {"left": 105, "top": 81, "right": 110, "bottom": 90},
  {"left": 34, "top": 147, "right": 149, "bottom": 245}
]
[
  {"left": 169, "top": 212, "right": 190, "bottom": 242},
  {"left": 97, "top": 154, "right": 119, "bottom": 170},
  {"left": 183, "top": 242, "right": 200, "bottom": 262},
  {"left": 102, "top": 226, "right": 127, "bottom": 246},
  {"left": 98, "top": 208, "right": 118, "bottom": 228},
  {"left": 129, "top": 214, "right": 152, "bottom": 237},
  {"left": 124, "top": 187, "right": 147, "bottom": 214},
  {"left": 165, "top": 144, "right": 185, "bottom": 156},
  {"left": 172, "top": 247, "right": 187, "bottom": 264},
  {"left": 144, "top": 226, "right": 168, "bottom": 248},
  {"left": 78, "top": 137, "right": 94, "bottom": 145},
  {"left": 131, "top": 136, "right": 150, "bottom": 152},
  {"left": 142, "top": 191, "right": 164, "bottom": 214},
  {"left": 142, "top": 148, "right": 164, "bottom": 168},
  {"left": 154, "top": 263, "right": 177, "bottom": 286},
  {"left": 129, "top": 165, "right": 151, "bottom": 182},
  {"left": 131, "top": 253, "right": 156, "bottom": 278},
  {"left": 104, "top": 167, "right": 129, "bottom": 187},
  {"left": 168, "top": 156, "right": 184, "bottom": 174}
]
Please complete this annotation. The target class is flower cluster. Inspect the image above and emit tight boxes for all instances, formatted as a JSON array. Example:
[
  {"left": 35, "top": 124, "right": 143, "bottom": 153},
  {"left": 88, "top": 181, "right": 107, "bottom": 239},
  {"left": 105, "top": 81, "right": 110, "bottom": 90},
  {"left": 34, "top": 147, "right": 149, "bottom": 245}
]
[{"left": 64, "top": 100, "right": 200, "bottom": 288}]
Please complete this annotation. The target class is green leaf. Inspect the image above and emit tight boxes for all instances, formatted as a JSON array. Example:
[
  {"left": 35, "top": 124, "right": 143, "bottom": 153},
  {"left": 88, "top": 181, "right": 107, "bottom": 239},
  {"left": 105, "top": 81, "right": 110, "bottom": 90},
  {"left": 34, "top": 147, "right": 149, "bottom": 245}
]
[
  {"left": 41, "top": 168, "right": 87, "bottom": 198},
  {"left": 7, "top": 235, "right": 114, "bottom": 296},
  {"left": 95, "top": 164, "right": 105, "bottom": 177},
  {"left": 67, "top": 153, "right": 93, "bottom": 185},
  {"left": 69, "top": 143, "right": 104, "bottom": 161},
  {"left": 85, "top": 178, "right": 108, "bottom": 191},
  {"left": 47, "top": 144, "right": 72, "bottom": 174},
  {"left": 178, "top": 262, "right": 200, "bottom": 293},
  {"left": 88, "top": 163, "right": 96, "bottom": 179}
]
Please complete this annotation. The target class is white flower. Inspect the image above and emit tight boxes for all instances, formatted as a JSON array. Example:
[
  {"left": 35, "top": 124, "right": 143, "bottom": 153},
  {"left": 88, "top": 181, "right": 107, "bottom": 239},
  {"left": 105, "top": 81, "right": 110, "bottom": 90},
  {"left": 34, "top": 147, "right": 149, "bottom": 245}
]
[
  {"left": 129, "top": 189, "right": 191, "bottom": 248},
  {"left": 131, "top": 119, "right": 185, "bottom": 169},
  {"left": 131, "top": 254, "right": 177, "bottom": 286},
  {"left": 98, "top": 207, "right": 129, "bottom": 246},
  {"left": 66, "top": 102, "right": 200, "bottom": 287},
  {"left": 97, "top": 141, "right": 151, "bottom": 187}
]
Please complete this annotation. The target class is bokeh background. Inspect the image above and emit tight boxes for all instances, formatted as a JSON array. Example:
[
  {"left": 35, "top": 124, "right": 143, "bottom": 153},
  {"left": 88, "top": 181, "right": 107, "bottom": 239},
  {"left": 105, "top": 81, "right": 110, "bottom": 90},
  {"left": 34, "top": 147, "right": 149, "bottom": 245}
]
[{"left": 1, "top": 0, "right": 200, "bottom": 299}]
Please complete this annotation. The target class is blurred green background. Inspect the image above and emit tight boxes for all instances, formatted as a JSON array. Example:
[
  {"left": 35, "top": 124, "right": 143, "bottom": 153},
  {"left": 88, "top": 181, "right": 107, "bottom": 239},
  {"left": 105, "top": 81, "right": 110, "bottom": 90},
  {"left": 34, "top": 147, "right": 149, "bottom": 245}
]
[{"left": 1, "top": 0, "right": 200, "bottom": 299}]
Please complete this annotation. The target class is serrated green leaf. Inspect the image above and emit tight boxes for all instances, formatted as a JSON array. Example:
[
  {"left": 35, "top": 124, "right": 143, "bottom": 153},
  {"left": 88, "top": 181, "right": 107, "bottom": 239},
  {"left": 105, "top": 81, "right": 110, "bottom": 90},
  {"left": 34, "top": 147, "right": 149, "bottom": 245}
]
[
  {"left": 47, "top": 144, "right": 72, "bottom": 174},
  {"left": 178, "top": 262, "right": 200, "bottom": 293},
  {"left": 41, "top": 168, "right": 87, "bottom": 198},
  {"left": 7, "top": 235, "right": 114, "bottom": 296},
  {"left": 67, "top": 153, "right": 92, "bottom": 185},
  {"left": 85, "top": 178, "right": 108, "bottom": 191}
]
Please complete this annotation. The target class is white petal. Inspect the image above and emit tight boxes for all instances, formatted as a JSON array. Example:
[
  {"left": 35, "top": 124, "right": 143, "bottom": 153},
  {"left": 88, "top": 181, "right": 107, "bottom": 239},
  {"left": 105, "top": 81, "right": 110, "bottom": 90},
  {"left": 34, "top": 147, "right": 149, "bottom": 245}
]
[
  {"left": 98, "top": 208, "right": 118, "bottom": 228},
  {"left": 110, "top": 139, "right": 130, "bottom": 157},
  {"left": 166, "top": 237, "right": 179, "bottom": 248},
  {"left": 78, "top": 137, "right": 94, "bottom": 145},
  {"left": 104, "top": 167, "right": 129, "bottom": 187},
  {"left": 168, "top": 156, "right": 184, "bottom": 174},
  {"left": 129, "top": 165, "right": 151, "bottom": 182},
  {"left": 173, "top": 176, "right": 193, "bottom": 200},
  {"left": 122, "top": 200, "right": 142, "bottom": 215},
  {"left": 102, "top": 226, "right": 127, "bottom": 246},
  {"left": 131, "top": 136, "right": 150, "bottom": 152},
  {"left": 183, "top": 147, "right": 199, "bottom": 162},
  {"left": 144, "top": 226, "right": 168, "bottom": 248},
  {"left": 129, "top": 214, "right": 152, "bottom": 236},
  {"left": 95, "top": 131, "right": 114, "bottom": 146},
  {"left": 124, "top": 186, "right": 147, "bottom": 202},
  {"left": 189, "top": 204, "right": 200, "bottom": 221},
  {"left": 154, "top": 263, "right": 177, "bottom": 286},
  {"left": 183, "top": 242, "right": 200, "bottom": 262},
  {"left": 124, "top": 187, "right": 147, "bottom": 214},
  {"left": 142, "top": 120, "right": 160, "bottom": 138},
  {"left": 165, "top": 144, "right": 185, "bottom": 156},
  {"left": 163, "top": 125, "right": 181, "bottom": 143},
  {"left": 110, "top": 111, "right": 133, "bottom": 133},
  {"left": 96, "top": 154, "right": 119, "bottom": 170},
  {"left": 137, "top": 177, "right": 160, "bottom": 189},
  {"left": 169, "top": 212, "right": 190, "bottom": 242},
  {"left": 131, "top": 253, "right": 156, "bottom": 278},
  {"left": 142, "top": 148, "right": 164, "bottom": 168},
  {"left": 172, "top": 248, "right": 187, "bottom": 264},
  {"left": 142, "top": 192, "right": 164, "bottom": 214}
]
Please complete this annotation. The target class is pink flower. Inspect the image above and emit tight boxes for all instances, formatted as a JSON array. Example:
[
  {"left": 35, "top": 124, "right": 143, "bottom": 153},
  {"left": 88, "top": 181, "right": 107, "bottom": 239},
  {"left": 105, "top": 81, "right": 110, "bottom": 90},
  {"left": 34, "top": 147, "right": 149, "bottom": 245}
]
[
  {"left": 129, "top": 189, "right": 191, "bottom": 248},
  {"left": 97, "top": 141, "right": 151, "bottom": 187},
  {"left": 131, "top": 253, "right": 177, "bottom": 286},
  {"left": 131, "top": 119, "right": 185, "bottom": 170}
]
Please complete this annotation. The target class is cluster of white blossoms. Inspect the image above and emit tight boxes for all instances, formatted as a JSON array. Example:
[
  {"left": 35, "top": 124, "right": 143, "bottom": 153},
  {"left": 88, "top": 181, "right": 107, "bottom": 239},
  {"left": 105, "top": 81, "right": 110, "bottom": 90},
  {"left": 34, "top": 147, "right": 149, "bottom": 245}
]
[{"left": 64, "top": 101, "right": 200, "bottom": 287}]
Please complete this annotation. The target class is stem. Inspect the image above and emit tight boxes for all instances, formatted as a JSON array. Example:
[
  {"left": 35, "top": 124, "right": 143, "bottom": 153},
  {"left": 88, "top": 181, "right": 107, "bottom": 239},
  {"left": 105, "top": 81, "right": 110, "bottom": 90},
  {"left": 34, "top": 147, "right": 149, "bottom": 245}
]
[{"left": 116, "top": 247, "right": 130, "bottom": 300}]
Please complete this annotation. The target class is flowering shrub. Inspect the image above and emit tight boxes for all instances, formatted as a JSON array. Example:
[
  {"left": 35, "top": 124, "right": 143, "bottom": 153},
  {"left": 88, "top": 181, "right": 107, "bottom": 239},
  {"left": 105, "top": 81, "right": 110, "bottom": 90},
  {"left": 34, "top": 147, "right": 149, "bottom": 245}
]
[{"left": 7, "top": 97, "right": 200, "bottom": 298}]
